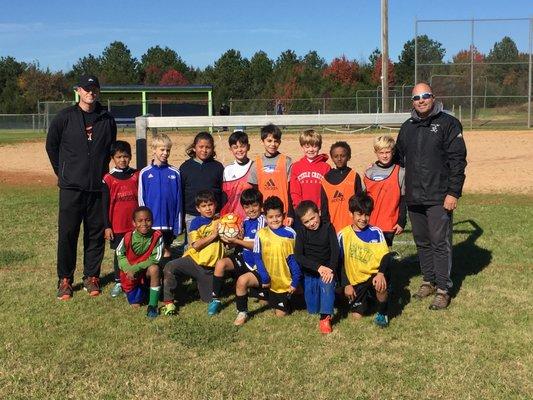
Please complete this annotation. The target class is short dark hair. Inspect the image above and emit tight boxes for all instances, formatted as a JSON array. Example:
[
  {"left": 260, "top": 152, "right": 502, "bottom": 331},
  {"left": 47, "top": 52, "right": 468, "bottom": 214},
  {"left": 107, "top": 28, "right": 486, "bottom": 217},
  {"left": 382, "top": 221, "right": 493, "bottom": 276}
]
[
  {"left": 295, "top": 200, "right": 319, "bottom": 219},
  {"left": 263, "top": 196, "right": 284, "bottom": 214},
  {"left": 133, "top": 206, "right": 153, "bottom": 220},
  {"left": 348, "top": 193, "right": 374, "bottom": 215},
  {"left": 330, "top": 141, "right": 351, "bottom": 159},
  {"left": 195, "top": 189, "right": 216, "bottom": 206},
  {"left": 111, "top": 140, "right": 132, "bottom": 157},
  {"left": 240, "top": 188, "right": 263, "bottom": 207},
  {"left": 228, "top": 130, "right": 249, "bottom": 146},
  {"left": 260, "top": 124, "right": 282, "bottom": 141}
]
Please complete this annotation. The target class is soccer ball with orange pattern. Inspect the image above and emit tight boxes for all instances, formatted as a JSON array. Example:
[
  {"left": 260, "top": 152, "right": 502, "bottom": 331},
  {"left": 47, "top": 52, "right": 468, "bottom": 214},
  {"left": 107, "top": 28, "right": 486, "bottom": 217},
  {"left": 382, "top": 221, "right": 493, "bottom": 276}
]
[{"left": 217, "top": 213, "right": 242, "bottom": 239}]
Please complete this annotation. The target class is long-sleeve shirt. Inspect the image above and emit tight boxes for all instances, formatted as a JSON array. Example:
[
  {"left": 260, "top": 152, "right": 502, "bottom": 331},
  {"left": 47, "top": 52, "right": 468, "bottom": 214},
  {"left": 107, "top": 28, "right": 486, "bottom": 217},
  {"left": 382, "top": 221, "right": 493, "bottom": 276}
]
[
  {"left": 289, "top": 154, "right": 330, "bottom": 208},
  {"left": 294, "top": 221, "right": 339, "bottom": 277},
  {"left": 179, "top": 157, "right": 224, "bottom": 216},
  {"left": 116, "top": 230, "right": 163, "bottom": 273},
  {"left": 396, "top": 102, "right": 467, "bottom": 205},
  {"left": 138, "top": 162, "right": 182, "bottom": 235},
  {"left": 253, "top": 226, "right": 301, "bottom": 292}
]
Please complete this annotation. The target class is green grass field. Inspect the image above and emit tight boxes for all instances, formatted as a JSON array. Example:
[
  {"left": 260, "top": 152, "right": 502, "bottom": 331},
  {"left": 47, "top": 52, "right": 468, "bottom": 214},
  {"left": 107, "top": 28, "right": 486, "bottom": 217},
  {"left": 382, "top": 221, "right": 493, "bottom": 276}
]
[
  {"left": 0, "top": 129, "right": 47, "bottom": 144},
  {"left": 0, "top": 187, "right": 531, "bottom": 399}
]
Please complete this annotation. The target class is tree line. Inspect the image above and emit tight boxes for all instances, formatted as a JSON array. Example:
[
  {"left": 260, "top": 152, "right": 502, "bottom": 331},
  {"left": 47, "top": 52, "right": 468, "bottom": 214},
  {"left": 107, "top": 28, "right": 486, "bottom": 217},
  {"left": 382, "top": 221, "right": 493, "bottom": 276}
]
[{"left": 0, "top": 35, "right": 528, "bottom": 114}]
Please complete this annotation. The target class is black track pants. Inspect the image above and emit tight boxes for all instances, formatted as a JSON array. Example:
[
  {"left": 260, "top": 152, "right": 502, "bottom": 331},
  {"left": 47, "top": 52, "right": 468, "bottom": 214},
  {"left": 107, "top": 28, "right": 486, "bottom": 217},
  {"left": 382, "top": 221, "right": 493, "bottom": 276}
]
[
  {"left": 408, "top": 204, "right": 453, "bottom": 292},
  {"left": 57, "top": 189, "right": 104, "bottom": 282}
]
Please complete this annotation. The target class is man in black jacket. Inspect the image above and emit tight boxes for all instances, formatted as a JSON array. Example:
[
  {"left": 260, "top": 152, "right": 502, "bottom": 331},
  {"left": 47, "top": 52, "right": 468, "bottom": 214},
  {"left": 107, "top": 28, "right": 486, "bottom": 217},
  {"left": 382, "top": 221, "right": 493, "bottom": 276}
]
[
  {"left": 396, "top": 82, "right": 467, "bottom": 310},
  {"left": 46, "top": 75, "right": 117, "bottom": 300}
]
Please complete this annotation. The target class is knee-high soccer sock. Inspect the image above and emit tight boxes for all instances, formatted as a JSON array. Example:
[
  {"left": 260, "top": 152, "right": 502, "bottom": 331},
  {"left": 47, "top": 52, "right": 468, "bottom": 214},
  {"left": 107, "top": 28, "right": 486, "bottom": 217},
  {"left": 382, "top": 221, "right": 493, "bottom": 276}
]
[
  {"left": 377, "top": 299, "right": 388, "bottom": 315},
  {"left": 212, "top": 275, "right": 224, "bottom": 299},
  {"left": 149, "top": 286, "right": 160, "bottom": 307},
  {"left": 235, "top": 295, "right": 248, "bottom": 313}
]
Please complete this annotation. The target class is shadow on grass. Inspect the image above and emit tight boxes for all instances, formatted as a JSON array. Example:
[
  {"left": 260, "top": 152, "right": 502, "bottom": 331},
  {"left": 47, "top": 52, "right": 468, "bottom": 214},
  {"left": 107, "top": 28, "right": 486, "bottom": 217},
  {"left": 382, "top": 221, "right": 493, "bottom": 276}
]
[
  {"left": 450, "top": 219, "right": 492, "bottom": 297},
  {"left": 389, "top": 219, "right": 492, "bottom": 318},
  {"left": 0, "top": 249, "right": 33, "bottom": 267}
]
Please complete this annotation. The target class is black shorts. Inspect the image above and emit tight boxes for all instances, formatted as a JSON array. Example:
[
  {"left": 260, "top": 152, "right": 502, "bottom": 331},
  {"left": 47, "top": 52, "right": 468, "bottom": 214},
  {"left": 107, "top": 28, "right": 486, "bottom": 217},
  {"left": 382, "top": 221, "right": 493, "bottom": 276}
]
[
  {"left": 160, "top": 230, "right": 176, "bottom": 247},
  {"left": 229, "top": 253, "right": 262, "bottom": 283},
  {"left": 268, "top": 290, "right": 292, "bottom": 313},
  {"left": 349, "top": 275, "right": 378, "bottom": 315}
]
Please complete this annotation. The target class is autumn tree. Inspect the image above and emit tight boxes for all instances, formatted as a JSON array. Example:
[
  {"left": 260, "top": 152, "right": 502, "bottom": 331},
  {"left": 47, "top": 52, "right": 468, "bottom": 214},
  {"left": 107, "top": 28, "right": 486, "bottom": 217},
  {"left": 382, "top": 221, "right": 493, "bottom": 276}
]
[
  {"left": 140, "top": 46, "right": 189, "bottom": 84},
  {"left": 323, "top": 55, "right": 359, "bottom": 86},
  {"left": 159, "top": 69, "right": 188, "bottom": 86}
]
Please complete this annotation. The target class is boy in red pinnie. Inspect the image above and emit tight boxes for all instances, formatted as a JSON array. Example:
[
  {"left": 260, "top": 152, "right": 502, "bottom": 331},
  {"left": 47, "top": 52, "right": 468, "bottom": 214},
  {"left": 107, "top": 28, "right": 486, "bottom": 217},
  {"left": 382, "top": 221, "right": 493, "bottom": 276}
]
[{"left": 116, "top": 206, "right": 163, "bottom": 318}]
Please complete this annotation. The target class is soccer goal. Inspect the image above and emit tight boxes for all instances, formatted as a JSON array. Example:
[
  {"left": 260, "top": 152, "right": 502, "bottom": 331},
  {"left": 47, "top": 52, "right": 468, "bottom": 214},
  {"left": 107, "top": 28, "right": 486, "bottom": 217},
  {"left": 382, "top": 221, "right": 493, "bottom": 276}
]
[{"left": 134, "top": 112, "right": 410, "bottom": 168}]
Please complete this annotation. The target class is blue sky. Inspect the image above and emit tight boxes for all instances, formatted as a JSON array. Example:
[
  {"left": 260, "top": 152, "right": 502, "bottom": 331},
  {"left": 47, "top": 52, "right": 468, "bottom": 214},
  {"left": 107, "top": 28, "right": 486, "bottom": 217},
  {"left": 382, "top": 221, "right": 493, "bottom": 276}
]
[{"left": 1, "top": 0, "right": 531, "bottom": 71}]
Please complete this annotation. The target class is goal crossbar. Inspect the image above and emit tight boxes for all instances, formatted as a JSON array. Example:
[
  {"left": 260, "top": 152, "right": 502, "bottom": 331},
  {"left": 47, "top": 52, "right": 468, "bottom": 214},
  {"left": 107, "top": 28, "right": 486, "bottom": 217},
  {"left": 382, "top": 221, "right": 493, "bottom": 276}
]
[{"left": 134, "top": 112, "right": 411, "bottom": 167}]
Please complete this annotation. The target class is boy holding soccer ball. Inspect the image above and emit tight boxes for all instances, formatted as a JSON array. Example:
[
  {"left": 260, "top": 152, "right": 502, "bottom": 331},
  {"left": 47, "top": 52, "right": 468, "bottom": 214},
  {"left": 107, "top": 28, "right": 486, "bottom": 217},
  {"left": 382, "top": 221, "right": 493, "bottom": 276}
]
[
  {"left": 208, "top": 188, "right": 266, "bottom": 319},
  {"left": 161, "top": 190, "right": 224, "bottom": 315}
]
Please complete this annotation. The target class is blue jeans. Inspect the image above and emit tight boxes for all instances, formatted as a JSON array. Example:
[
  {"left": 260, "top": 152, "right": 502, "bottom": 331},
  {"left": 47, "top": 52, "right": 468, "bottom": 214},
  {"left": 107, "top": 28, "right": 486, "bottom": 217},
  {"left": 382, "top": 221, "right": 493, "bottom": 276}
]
[{"left": 303, "top": 274, "right": 335, "bottom": 315}]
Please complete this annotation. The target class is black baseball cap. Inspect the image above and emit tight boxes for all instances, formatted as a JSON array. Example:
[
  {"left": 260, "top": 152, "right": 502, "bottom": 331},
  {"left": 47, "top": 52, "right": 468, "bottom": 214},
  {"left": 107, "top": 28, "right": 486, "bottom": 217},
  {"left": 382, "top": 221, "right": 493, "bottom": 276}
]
[{"left": 77, "top": 75, "right": 100, "bottom": 90}]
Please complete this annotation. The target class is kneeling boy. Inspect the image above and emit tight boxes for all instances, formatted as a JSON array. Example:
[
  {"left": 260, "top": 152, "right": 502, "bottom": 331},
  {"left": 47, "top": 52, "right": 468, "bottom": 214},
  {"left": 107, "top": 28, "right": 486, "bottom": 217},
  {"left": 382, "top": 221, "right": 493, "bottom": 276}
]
[
  {"left": 295, "top": 200, "right": 339, "bottom": 334},
  {"left": 338, "top": 193, "right": 391, "bottom": 327},
  {"left": 254, "top": 196, "right": 301, "bottom": 318},
  {"left": 116, "top": 206, "right": 163, "bottom": 318},
  {"left": 209, "top": 189, "right": 266, "bottom": 322},
  {"left": 162, "top": 190, "right": 224, "bottom": 315}
]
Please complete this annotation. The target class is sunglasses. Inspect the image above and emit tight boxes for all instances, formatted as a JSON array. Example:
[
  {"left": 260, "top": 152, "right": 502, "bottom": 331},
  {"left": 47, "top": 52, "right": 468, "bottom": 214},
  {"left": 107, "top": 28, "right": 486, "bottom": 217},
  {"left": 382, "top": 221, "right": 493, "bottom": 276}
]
[{"left": 412, "top": 92, "right": 433, "bottom": 101}]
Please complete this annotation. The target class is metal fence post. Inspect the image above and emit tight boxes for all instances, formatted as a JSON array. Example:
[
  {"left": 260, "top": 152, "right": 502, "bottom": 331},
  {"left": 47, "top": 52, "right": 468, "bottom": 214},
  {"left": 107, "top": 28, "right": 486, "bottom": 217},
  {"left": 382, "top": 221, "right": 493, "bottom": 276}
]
[{"left": 135, "top": 116, "right": 148, "bottom": 169}]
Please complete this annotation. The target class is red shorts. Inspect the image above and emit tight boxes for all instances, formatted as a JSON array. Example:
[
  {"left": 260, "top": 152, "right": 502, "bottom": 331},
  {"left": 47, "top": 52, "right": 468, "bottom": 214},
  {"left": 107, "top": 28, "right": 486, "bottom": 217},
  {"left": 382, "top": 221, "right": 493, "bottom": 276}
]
[{"left": 119, "top": 270, "right": 147, "bottom": 293}]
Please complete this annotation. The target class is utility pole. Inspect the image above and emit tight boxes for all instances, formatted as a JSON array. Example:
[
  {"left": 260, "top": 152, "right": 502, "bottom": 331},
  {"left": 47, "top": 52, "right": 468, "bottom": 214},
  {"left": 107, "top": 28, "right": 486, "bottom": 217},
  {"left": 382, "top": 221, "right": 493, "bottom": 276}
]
[{"left": 381, "top": 0, "right": 389, "bottom": 113}]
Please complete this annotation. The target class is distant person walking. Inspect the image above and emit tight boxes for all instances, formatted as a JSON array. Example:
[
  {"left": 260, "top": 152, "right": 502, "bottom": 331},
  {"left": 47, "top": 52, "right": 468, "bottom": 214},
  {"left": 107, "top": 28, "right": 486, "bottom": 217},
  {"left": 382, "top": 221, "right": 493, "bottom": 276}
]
[
  {"left": 46, "top": 75, "right": 117, "bottom": 300},
  {"left": 396, "top": 82, "right": 467, "bottom": 310},
  {"left": 275, "top": 100, "right": 284, "bottom": 115}
]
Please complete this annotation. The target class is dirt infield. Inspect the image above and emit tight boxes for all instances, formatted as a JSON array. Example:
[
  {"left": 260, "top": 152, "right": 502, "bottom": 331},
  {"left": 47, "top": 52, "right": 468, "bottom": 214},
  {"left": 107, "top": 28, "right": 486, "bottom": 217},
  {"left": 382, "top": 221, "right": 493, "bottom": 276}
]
[{"left": 1, "top": 130, "right": 532, "bottom": 194}]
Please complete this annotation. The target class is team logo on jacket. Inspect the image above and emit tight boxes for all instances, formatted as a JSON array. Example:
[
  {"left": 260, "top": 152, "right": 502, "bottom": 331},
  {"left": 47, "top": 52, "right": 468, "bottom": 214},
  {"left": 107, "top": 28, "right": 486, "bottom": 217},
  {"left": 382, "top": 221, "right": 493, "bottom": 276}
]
[
  {"left": 430, "top": 124, "right": 440, "bottom": 133},
  {"left": 168, "top": 175, "right": 176, "bottom": 179}
]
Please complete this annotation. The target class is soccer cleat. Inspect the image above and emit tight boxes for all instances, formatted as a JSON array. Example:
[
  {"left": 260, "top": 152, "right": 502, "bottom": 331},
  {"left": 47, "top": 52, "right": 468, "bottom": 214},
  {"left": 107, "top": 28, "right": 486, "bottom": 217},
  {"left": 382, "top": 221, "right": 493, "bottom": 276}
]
[
  {"left": 161, "top": 303, "right": 177, "bottom": 316},
  {"left": 374, "top": 313, "right": 389, "bottom": 328},
  {"left": 319, "top": 316, "right": 333, "bottom": 334},
  {"left": 207, "top": 299, "right": 222, "bottom": 316},
  {"left": 82, "top": 276, "right": 101, "bottom": 297},
  {"left": 110, "top": 282, "right": 123, "bottom": 298},
  {"left": 146, "top": 305, "right": 159, "bottom": 319},
  {"left": 234, "top": 311, "right": 249, "bottom": 326},
  {"left": 57, "top": 278, "right": 73, "bottom": 300},
  {"left": 429, "top": 290, "right": 451, "bottom": 310},
  {"left": 413, "top": 282, "right": 436, "bottom": 300}
]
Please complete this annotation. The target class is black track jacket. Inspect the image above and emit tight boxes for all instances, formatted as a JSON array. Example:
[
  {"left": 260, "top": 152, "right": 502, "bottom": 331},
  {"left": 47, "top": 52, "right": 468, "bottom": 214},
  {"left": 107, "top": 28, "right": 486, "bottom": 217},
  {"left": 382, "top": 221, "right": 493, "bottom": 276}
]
[
  {"left": 46, "top": 102, "right": 117, "bottom": 192},
  {"left": 396, "top": 102, "right": 467, "bottom": 206}
]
